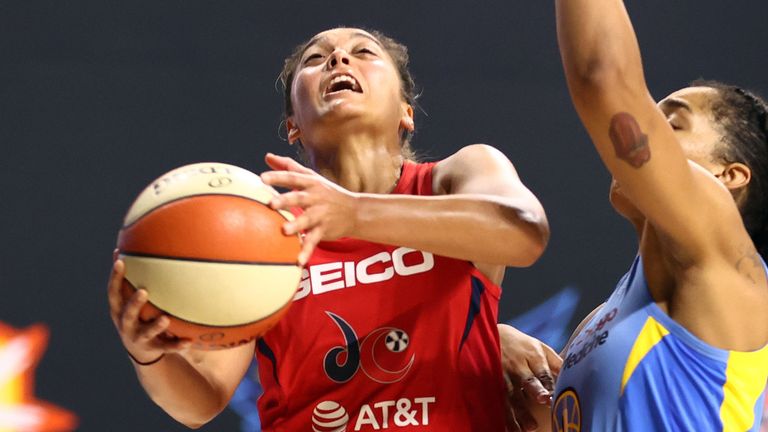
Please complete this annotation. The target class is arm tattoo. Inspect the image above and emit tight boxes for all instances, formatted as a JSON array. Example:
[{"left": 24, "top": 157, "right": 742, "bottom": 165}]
[{"left": 609, "top": 112, "right": 651, "bottom": 168}]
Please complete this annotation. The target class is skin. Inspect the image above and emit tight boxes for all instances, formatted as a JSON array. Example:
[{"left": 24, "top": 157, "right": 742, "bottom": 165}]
[
  {"left": 556, "top": 0, "right": 768, "bottom": 353},
  {"left": 498, "top": 324, "right": 563, "bottom": 432},
  {"left": 498, "top": 4, "right": 768, "bottom": 432},
  {"left": 108, "top": 27, "right": 554, "bottom": 429},
  {"left": 609, "top": 87, "right": 741, "bottom": 227},
  {"left": 510, "top": 1, "right": 768, "bottom": 431},
  {"left": 515, "top": 87, "right": 762, "bottom": 432},
  {"left": 269, "top": 29, "right": 549, "bottom": 277}
]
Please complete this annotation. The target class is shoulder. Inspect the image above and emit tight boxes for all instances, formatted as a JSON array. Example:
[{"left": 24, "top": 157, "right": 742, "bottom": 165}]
[
  {"left": 668, "top": 160, "right": 750, "bottom": 263},
  {"left": 437, "top": 144, "right": 514, "bottom": 169},
  {"left": 433, "top": 144, "right": 518, "bottom": 194}
]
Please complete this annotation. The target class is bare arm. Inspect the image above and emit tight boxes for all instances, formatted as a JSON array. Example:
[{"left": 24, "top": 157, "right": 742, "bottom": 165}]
[
  {"left": 262, "top": 146, "right": 549, "bottom": 273},
  {"left": 555, "top": 0, "right": 743, "bottom": 261},
  {"left": 355, "top": 144, "right": 548, "bottom": 267},
  {"left": 555, "top": 0, "right": 768, "bottom": 349},
  {"left": 108, "top": 260, "right": 254, "bottom": 428},
  {"left": 134, "top": 345, "right": 254, "bottom": 428}
]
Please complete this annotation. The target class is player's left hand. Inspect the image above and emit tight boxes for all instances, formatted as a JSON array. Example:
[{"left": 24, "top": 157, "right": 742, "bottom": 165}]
[
  {"left": 261, "top": 153, "right": 359, "bottom": 265},
  {"left": 498, "top": 323, "right": 562, "bottom": 432}
]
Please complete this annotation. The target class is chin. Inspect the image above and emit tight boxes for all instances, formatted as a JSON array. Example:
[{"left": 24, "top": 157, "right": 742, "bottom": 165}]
[
  {"left": 611, "top": 196, "right": 645, "bottom": 227},
  {"left": 317, "top": 100, "right": 369, "bottom": 122},
  {"left": 609, "top": 185, "right": 642, "bottom": 221}
]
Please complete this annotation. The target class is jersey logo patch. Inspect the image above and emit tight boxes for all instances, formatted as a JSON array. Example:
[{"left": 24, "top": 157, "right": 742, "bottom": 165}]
[
  {"left": 312, "top": 400, "right": 349, "bottom": 432},
  {"left": 324, "top": 312, "right": 361, "bottom": 383},
  {"left": 553, "top": 388, "right": 581, "bottom": 432},
  {"left": 294, "top": 248, "right": 435, "bottom": 301},
  {"left": 323, "top": 312, "right": 415, "bottom": 384}
]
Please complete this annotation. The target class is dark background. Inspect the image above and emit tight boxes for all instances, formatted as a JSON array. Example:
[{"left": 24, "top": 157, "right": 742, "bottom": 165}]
[{"left": 1, "top": 1, "right": 766, "bottom": 430}]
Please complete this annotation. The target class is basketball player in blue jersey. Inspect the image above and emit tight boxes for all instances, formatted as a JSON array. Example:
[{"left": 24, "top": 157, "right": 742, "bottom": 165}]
[{"left": 511, "top": 0, "right": 768, "bottom": 431}]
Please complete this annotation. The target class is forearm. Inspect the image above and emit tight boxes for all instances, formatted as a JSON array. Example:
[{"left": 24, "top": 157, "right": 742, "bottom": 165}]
[
  {"left": 133, "top": 354, "right": 230, "bottom": 428},
  {"left": 556, "top": 1, "right": 724, "bottom": 252},
  {"left": 353, "top": 193, "right": 548, "bottom": 266},
  {"left": 556, "top": 0, "right": 645, "bottom": 96},
  {"left": 527, "top": 401, "right": 554, "bottom": 432}
]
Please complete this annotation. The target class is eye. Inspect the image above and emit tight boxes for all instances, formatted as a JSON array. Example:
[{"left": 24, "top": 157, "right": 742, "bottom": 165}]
[
  {"left": 355, "top": 47, "right": 376, "bottom": 56},
  {"left": 303, "top": 53, "right": 324, "bottom": 65},
  {"left": 666, "top": 114, "right": 685, "bottom": 131}
]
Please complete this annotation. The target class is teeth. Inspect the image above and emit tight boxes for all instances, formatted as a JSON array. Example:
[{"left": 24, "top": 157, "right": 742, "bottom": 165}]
[
  {"left": 326, "top": 74, "right": 359, "bottom": 94},
  {"left": 331, "top": 75, "right": 355, "bottom": 86}
]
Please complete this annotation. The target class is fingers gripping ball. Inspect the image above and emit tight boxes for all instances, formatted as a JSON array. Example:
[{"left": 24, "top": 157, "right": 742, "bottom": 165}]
[{"left": 117, "top": 163, "right": 302, "bottom": 350}]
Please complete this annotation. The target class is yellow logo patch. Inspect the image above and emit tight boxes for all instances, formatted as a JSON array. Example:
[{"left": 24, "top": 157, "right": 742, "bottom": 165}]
[{"left": 552, "top": 388, "right": 581, "bottom": 432}]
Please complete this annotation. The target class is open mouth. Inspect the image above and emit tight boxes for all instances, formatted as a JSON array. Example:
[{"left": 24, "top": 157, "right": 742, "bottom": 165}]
[{"left": 324, "top": 74, "right": 362, "bottom": 96}]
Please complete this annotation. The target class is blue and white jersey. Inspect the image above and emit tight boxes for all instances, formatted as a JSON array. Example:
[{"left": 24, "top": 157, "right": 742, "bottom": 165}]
[{"left": 553, "top": 256, "right": 768, "bottom": 431}]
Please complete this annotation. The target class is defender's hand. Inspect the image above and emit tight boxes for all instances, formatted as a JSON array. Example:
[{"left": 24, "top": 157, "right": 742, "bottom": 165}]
[{"left": 498, "top": 324, "right": 562, "bottom": 431}]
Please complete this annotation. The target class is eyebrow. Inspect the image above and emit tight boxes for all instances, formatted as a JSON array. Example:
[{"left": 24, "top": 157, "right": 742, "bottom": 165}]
[
  {"left": 303, "top": 31, "right": 384, "bottom": 53},
  {"left": 660, "top": 98, "right": 693, "bottom": 113}
]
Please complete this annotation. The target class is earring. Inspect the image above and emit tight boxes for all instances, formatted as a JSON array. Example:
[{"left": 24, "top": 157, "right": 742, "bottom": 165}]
[{"left": 287, "top": 128, "right": 301, "bottom": 144}]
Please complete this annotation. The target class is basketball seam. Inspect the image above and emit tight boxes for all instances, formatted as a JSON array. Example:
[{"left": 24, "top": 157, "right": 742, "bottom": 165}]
[
  {"left": 139, "top": 293, "right": 294, "bottom": 328},
  {"left": 121, "top": 193, "right": 295, "bottom": 229},
  {"left": 120, "top": 251, "right": 299, "bottom": 266}
]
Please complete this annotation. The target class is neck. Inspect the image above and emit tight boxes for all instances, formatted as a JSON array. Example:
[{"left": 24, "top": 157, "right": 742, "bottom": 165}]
[
  {"left": 304, "top": 134, "right": 404, "bottom": 194},
  {"left": 630, "top": 216, "right": 645, "bottom": 238}
]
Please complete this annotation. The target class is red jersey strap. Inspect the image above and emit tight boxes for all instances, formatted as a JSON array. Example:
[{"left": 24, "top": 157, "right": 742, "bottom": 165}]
[{"left": 392, "top": 160, "right": 436, "bottom": 196}]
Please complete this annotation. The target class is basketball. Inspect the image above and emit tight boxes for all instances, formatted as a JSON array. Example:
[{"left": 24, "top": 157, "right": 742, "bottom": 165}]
[{"left": 116, "top": 162, "right": 302, "bottom": 350}]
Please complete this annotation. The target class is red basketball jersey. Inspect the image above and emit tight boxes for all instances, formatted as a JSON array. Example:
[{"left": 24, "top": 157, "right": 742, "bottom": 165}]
[{"left": 256, "top": 161, "right": 507, "bottom": 431}]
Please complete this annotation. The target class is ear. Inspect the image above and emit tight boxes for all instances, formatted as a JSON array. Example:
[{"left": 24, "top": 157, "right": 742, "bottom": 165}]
[
  {"left": 399, "top": 103, "right": 415, "bottom": 133},
  {"left": 718, "top": 162, "right": 752, "bottom": 191},
  {"left": 286, "top": 117, "right": 302, "bottom": 144}
]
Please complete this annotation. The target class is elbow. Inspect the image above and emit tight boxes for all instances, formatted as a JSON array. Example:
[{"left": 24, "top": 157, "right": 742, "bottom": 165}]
[
  {"left": 175, "top": 412, "right": 215, "bottom": 430},
  {"left": 170, "top": 400, "right": 228, "bottom": 430},
  {"left": 566, "top": 58, "right": 631, "bottom": 101},
  {"left": 176, "top": 410, "right": 221, "bottom": 430},
  {"left": 504, "top": 210, "right": 549, "bottom": 268},
  {"left": 516, "top": 223, "right": 549, "bottom": 268}
]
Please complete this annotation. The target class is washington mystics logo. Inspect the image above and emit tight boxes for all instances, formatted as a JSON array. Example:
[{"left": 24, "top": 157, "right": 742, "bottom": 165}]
[
  {"left": 323, "top": 312, "right": 415, "bottom": 384},
  {"left": 553, "top": 388, "right": 581, "bottom": 432}
]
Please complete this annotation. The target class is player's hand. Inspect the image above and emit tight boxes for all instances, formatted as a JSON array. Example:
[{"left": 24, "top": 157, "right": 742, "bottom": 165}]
[
  {"left": 260, "top": 153, "right": 359, "bottom": 265},
  {"left": 107, "top": 253, "right": 191, "bottom": 365},
  {"left": 498, "top": 324, "right": 562, "bottom": 432}
]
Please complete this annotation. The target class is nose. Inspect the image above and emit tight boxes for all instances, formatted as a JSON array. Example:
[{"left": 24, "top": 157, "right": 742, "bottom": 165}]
[{"left": 326, "top": 49, "right": 350, "bottom": 69}]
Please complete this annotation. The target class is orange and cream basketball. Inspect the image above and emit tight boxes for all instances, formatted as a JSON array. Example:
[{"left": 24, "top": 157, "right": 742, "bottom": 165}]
[{"left": 116, "top": 162, "right": 301, "bottom": 349}]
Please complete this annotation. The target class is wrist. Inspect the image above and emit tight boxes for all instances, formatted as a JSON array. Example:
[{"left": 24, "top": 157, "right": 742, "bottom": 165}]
[
  {"left": 127, "top": 350, "right": 165, "bottom": 366},
  {"left": 347, "top": 192, "right": 364, "bottom": 237},
  {"left": 353, "top": 192, "right": 385, "bottom": 230}
]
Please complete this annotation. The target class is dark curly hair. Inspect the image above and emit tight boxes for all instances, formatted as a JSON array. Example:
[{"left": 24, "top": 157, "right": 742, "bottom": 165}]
[
  {"left": 278, "top": 28, "right": 418, "bottom": 160},
  {"left": 692, "top": 79, "right": 768, "bottom": 258}
]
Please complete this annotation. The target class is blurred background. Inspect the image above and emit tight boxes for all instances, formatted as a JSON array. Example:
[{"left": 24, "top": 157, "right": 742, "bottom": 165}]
[{"left": 1, "top": 0, "right": 766, "bottom": 430}]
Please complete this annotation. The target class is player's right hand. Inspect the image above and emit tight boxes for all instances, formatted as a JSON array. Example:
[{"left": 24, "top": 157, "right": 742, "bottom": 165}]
[
  {"left": 107, "top": 254, "right": 191, "bottom": 365},
  {"left": 261, "top": 153, "right": 359, "bottom": 266}
]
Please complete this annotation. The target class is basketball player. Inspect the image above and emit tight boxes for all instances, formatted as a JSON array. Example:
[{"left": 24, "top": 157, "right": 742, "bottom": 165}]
[
  {"left": 108, "top": 27, "right": 556, "bottom": 430},
  {"left": 522, "top": 0, "right": 768, "bottom": 430}
]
